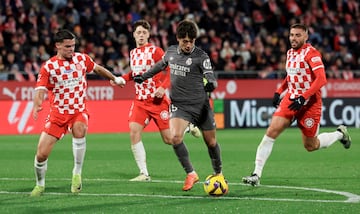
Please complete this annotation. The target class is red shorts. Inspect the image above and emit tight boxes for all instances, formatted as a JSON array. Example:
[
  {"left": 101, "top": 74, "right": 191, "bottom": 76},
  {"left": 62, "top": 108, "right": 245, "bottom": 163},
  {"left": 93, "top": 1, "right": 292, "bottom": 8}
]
[
  {"left": 274, "top": 93, "right": 322, "bottom": 137},
  {"left": 129, "top": 97, "right": 170, "bottom": 131},
  {"left": 43, "top": 110, "right": 89, "bottom": 139}
]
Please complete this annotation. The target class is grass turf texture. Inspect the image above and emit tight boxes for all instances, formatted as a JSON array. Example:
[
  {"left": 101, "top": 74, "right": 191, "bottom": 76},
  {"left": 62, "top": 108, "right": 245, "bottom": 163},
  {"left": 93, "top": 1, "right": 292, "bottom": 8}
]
[{"left": 0, "top": 128, "right": 359, "bottom": 213}]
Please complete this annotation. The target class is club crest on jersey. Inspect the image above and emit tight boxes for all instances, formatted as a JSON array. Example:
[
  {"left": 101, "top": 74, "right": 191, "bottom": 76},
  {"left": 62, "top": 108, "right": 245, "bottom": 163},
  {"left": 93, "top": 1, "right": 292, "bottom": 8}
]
[
  {"left": 160, "top": 110, "right": 169, "bottom": 120},
  {"left": 186, "top": 58, "right": 192, "bottom": 65},
  {"left": 76, "top": 63, "right": 82, "bottom": 70},
  {"left": 304, "top": 118, "right": 315, "bottom": 128}
]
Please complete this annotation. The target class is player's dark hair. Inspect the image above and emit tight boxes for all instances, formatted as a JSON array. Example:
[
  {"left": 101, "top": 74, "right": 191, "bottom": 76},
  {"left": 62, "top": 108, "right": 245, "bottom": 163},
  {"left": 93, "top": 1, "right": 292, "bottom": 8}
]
[
  {"left": 54, "top": 29, "right": 76, "bottom": 43},
  {"left": 290, "top": 23, "right": 308, "bottom": 34},
  {"left": 176, "top": 20, "right": 198, "bottom": 39},
  {"left": 133, "top": 19, "right": 151, "bottom": 32}
]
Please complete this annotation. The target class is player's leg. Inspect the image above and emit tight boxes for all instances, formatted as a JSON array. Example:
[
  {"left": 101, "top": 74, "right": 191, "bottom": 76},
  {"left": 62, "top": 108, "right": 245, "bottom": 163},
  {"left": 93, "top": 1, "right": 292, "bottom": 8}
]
[
  {"left": 170, "top": 116, "right": 198, "bottom": 191},
  {"left": 201, "top": 108, "right": 222, "bottom": 175},
  {"left": 129, "top": 121, "right": 151, "bottom": 181},
  {"left": 302, "top": 125, "right": 351, "bottom": 150},
  {"left": 242, "top": 115, "right": 290, "bottom": 186},
  {"left": 300, "top": 103, "right": 351, "bottom": 150},
  {"left": 129, "top": 102, "right": 151, "bottom": 181},
  {"left": 30, "top": 132, "right": 58, "bottom": 196},
  {"left": 202, "top": 129, "right": 222, "bottom": 174},
  {"left": 70, "top": 114, "right": 88, "bottom": 193}
]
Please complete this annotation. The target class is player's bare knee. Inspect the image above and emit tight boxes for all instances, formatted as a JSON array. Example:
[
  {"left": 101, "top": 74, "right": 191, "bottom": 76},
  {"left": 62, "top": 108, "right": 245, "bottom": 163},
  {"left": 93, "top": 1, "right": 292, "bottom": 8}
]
[
  {"left": 36, "top": 153, "right": 48, "bottom": 162},
  {"left": 163, "top": 137, "right": 172, "bottom": 145},
  {"left": 205, "top": 139, "right": 217, "bottom": 147},
  {"left": 304, "top": 144, "right": 317, "bottom": 152},
  {"left": 172, "top": 134, "right": 183, "bottom": 145}
]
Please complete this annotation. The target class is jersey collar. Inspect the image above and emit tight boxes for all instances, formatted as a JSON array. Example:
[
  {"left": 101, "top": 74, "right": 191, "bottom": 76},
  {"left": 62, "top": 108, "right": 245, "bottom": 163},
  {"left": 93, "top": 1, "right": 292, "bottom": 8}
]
[{"left": 177, "top": 46, "right": 195, "bottom": 55}]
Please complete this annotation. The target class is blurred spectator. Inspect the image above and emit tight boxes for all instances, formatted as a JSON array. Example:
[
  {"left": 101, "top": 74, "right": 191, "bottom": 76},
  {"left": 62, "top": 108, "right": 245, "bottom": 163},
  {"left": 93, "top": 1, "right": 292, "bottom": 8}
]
[
  {"left": 10, "top": 64, "right": 25, "bottom": 82},
  {"left": 220, "top": 40, "right": 235, "bottom": 61}
]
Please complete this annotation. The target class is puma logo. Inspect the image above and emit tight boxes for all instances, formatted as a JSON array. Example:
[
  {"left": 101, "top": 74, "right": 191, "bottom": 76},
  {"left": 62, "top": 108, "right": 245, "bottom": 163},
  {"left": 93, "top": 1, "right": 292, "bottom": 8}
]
[{"left": 3, "top": 87, "right": 19, "bottom": 100}]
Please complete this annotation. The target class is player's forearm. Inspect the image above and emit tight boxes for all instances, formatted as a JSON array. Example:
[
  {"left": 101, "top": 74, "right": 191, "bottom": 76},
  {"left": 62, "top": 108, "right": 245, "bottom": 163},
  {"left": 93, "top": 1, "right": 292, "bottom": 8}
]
[
  {"left": 142, "top": 61, "right": 166, "bottom": 80},
  {"left": 276, "top": 78, "right": 288, "bottom": 94},
  {"left": 33, "top": 89, "right": 45, "bottom": 107},
  {"left": 94, "top": 65, "right": 116, "bottom": 81},
  {"left": 302, "top": 70, "right": 327, "bottom": 99}
]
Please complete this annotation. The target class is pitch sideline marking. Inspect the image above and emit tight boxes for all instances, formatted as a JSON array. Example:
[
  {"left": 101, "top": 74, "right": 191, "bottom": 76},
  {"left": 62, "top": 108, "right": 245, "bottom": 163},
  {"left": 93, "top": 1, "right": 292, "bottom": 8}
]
[{"left": 0, "top": 177, "right": 359, "bottom": 203}]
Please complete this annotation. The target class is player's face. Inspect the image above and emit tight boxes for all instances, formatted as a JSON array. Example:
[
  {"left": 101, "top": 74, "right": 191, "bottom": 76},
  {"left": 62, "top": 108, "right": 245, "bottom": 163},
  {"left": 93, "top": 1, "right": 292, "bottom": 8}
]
[
  {"left": 133, "top": 26, "right": 150, "bottom": 47},
  {"left": 56, "top": 39, "right": 76, "bottom": 60},
  {"left": 289, "top": 28, "right": 308, "bottom": 50},
  {"left": 177, "top": 36, "right": 195, "bottom": 54}
]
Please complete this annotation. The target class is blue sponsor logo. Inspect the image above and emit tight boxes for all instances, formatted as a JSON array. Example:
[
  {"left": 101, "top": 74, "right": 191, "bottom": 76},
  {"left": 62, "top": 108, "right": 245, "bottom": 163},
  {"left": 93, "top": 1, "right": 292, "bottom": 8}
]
[{"left": 64, "top": 69, "right": 73, "bottom": 73}]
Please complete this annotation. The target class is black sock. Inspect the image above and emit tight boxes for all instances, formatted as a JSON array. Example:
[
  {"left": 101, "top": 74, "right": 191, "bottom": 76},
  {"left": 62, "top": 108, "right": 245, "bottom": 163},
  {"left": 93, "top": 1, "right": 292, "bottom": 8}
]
[
  {"left": 173, "top": 142, "right": 194, "bottom": 173},
  {"left": 208, "top": 143, "right": 222, "bottom": 174}
]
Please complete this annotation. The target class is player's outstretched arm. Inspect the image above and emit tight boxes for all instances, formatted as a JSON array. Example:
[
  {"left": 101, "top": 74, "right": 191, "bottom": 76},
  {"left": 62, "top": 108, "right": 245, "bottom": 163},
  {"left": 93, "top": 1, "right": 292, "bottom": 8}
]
[
  {"left": 93, "top": 64, "right": 125, "bottom": 87},
  {"left": 136, "top": 60, "right": 168, "bottom": 83}
]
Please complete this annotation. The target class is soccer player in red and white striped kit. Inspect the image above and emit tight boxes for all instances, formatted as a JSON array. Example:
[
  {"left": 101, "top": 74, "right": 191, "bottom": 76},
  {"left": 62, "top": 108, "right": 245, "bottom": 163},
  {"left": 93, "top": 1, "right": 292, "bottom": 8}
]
[
  {"left": 30, "top": 29, "right": 125, "bottom": 196},
  {"left": 242, "top": 23, "right": 352, "bottom": 186}
]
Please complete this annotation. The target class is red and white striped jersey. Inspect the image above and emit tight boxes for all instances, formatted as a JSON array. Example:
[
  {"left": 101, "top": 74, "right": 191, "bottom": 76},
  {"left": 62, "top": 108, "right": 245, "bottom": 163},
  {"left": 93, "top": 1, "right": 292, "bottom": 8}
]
[
  {"left": 36, "top": 52, "right": 96, "bottom": 114},
  {"left": 128, "top": 43, "right": 169, "bottom": 100},
  {"left": 285, "top": 43, "right": 324, "bottom": 99}
]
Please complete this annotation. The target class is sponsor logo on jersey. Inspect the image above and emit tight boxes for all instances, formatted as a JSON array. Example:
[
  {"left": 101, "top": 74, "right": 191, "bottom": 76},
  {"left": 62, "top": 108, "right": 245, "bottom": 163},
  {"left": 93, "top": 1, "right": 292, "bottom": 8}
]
[
  {"left": 169, "top": 63, "right": 190, "bottom": 77},
  {"left": 311, "top": 56, "right": 321, "bottom": 62},
  {"left": 64, "top": 69, "right": 73, "bottom": 73}
]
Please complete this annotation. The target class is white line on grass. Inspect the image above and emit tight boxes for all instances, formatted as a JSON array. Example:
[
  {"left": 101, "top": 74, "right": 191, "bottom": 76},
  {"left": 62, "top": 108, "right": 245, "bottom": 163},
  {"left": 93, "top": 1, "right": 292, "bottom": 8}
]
[{"left": 1, "top": 177, "right": 359, "bottom": 203}]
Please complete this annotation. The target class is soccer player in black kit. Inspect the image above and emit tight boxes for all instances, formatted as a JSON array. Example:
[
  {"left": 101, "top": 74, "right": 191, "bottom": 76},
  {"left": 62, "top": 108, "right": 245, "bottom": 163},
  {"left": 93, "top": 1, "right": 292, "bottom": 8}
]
[{"left": 134, "top": 20, "right": 224, "bottom": 191}]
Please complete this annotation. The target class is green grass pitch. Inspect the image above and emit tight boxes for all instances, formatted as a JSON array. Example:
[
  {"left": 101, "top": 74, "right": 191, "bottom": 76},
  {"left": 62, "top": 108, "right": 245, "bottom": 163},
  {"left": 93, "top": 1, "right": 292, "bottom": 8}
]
[{"left": 0, "top": 128, "right": 359, "bottom": 213}]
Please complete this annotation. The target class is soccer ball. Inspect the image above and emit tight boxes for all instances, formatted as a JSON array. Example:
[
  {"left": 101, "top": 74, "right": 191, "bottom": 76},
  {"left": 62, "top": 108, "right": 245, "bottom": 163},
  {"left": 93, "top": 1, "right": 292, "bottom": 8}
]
[{"left": 203, "top": 174, "right": 229, "bottom": 196}]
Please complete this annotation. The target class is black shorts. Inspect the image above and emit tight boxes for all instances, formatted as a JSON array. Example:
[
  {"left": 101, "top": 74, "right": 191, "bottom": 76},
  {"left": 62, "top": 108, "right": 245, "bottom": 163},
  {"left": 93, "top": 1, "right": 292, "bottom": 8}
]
[{"left": 170, "top": 101, "right": 215, "bottom": 131}]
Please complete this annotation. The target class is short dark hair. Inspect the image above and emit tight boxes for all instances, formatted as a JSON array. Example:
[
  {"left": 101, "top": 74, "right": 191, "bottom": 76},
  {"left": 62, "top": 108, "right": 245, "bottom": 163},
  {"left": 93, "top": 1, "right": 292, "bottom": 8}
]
[
  {"left": 54, "top": 29, "right": 76, "bottom": 43},
  {"left": 290, "top": 23, "right": 308, "bottom": 33},
  {"left": 133, "top": 19, "right": 151, "bottom": 32},
  {"left": 176, "top": 20, "right": 198, "bottom": 39}
]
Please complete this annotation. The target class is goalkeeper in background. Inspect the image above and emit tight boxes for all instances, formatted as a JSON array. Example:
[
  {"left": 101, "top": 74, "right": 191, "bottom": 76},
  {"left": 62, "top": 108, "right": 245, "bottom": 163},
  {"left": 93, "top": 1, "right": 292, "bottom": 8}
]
[{"left": 242, "top": 23, "right": 352, "bottom": 186}]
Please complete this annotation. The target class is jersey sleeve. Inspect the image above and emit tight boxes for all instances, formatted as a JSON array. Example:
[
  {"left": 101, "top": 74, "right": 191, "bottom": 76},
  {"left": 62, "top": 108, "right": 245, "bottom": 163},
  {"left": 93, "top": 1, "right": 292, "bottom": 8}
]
[
  {"left": 302, "top": 49, "right": 327, "bottom": 99},
  {"left": 201, "top": 54, "right": 217, "bottom": 87},
  {"left": 276, "top": 78, "right": 288, "bottom": 94},
  {"left": 84, "top": 54, "right": 96, "bottom": 73},
  {"left": 35, "top": 62, "right": 52, "bottom": 90},
  {"left": 154, "top": 47, "right": 170, "bottom": 89}
]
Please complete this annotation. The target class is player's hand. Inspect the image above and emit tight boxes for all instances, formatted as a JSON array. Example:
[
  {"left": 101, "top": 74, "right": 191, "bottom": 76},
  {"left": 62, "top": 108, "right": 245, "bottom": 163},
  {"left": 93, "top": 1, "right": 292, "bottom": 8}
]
[
  {"left": 133, "top": 75, "right": 145, "bottom": 83},
  {"left": 32, "top": 105, "right": 43, "bottom": 120},
  {"left": 272, "top": 92, "right": 281, "bottom": 108},
  {"left": 288, "top": 96, "right": 305, "bottom": 111},
  {"left": 111, "top": 76, "right": 126, "bottom": 87},
  {"left": 204, "top": 82, "right": 216, "bottom": 92}
]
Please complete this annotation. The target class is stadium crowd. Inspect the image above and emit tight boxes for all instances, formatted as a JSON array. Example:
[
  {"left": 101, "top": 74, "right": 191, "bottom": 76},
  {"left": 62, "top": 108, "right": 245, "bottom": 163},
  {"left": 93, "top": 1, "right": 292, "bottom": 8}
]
[{"left": 0, "top": 0, "right": 359, "bottom": 81}]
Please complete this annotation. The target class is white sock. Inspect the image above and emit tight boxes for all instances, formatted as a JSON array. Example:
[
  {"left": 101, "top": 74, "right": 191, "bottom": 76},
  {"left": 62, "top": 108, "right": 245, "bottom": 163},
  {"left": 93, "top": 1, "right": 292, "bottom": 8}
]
[
  {"left": 72, "top": 137, "right": 86, "bottom": 175},
  {"left": 254, "top": 135, "right": 275, "bottom": 177},
  {"left": 131, "top": 141, "right": 149, "bottom": 176},
  {"left": 318, "top": 131, "right": 343, "bottom": 149},
  {"left": 34, "top": 157, "right": 47, "bottom": 187}
]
